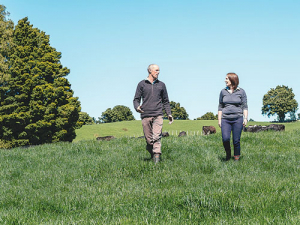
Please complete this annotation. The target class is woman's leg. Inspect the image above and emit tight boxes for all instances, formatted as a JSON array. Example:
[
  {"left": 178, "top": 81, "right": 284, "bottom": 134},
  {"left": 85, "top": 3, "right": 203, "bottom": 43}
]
[
  {"left": 221, "top": 119, "right": 232, "bottom": 160},
  {"left": 232, "top": 117, "right": 244, "bottom": 157}
]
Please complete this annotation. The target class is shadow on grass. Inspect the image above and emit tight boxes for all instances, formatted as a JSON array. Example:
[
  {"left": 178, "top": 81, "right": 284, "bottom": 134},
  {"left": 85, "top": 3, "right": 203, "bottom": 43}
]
[
  {"left": 143, "top": 157, "right": 152, "bottom": 161},
  {"left": 143, "top": 156, "right": 165, "bottom": 162}
]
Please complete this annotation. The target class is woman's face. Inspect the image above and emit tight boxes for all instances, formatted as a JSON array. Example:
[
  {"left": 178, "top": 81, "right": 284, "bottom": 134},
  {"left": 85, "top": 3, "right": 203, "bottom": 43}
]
[{"left": 225, "top": 76, "right": 231, "bottom": 87}]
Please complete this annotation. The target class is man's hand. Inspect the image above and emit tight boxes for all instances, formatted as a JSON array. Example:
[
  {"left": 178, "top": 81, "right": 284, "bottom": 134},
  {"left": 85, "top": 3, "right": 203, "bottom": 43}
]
[
  {"left": 136, "top": 106, "right": 144, "bottom": 113},
  {"left": 168, "top": 115, "right": 173, "bottom": 125},
  {"left": 218, "top": 120, "right": 221, "bottom": 128}
]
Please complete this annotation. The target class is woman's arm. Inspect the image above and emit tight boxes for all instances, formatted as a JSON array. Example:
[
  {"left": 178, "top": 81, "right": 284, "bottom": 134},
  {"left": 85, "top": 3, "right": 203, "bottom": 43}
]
[
  {"left": 218, "top": 111, "right": 222, "bottom": 128},
  {"left": 218, "top": 91, "right": 224, "bottom": 128},
  {"left": 241, "top": 89, "right": 248, "bottom": 126},
  {"left": 243, "top": 109, "right": 248, "bottom": 126}
]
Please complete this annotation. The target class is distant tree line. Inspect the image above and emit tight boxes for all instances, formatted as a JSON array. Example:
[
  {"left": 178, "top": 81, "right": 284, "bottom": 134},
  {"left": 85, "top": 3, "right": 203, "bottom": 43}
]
[
  {"left": 163, "top": 101, "right": 189, "bottom": 120},
  {"left": 96, "top": 101, "right": 189, "bottom": 124},
  {"left": 100, "top": 105, "right": 135, "bottom": 123},
  {"left": 196, "top": 112, "right": 218, "bottom": 120},
  {"left": 94, "top": 86, "right": 299, "bottom": 125},
  {"left": 77, "top": 112, "right": 94, "bottom": 126}
]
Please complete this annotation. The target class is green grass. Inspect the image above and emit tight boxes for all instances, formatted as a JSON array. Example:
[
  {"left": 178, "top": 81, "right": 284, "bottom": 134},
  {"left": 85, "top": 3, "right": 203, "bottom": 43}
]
[
  {"left": 74, "top": 120, "right": 292, "bottom": 142},
  {"left": 1, "top": 120, "right": 300, "bottom": 224}
]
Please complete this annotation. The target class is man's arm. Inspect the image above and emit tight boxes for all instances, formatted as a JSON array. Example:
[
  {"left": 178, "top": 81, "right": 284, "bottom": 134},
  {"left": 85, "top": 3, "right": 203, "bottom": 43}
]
[
  {"left": 161, "top": 84, "right": 171, "bottom": 115},
  {"left": 133, "top": 82, "right": 143, "bottom": 113},
  {"left": 162, "top": 83, "right": 173, "bottom": 124}
]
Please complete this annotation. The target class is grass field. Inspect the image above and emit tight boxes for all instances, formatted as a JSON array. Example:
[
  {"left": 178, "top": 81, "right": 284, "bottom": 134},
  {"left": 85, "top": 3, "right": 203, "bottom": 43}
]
[
  {"left": 1, "top": 120, "right": 300, "bottom": 224},
  {"left": 74, "top": 120, "right": 290, "bottom": 142}
]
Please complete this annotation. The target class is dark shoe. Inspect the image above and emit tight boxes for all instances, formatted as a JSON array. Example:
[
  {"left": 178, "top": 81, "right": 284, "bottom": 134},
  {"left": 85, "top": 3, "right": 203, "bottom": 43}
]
[
  {"left": 225, "top": 149, "right": 231, "bottom": 161},
  {"left": 225, "top": 155, "right": 231, "bottom": 161},
  {"left": 150, "top": 152, "right": 154, "bottom": 159},
  {"left": 153, "top": 154, "right": 160, "bottom": 164},
  {"left": 234, "top": 155, "right": 240, "bottom": 161}
]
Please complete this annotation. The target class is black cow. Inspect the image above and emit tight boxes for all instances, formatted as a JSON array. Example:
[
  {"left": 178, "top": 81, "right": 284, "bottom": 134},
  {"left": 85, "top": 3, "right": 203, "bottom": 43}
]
[{"left": 178, "top": 131, "right": 187, "bottom": 137}]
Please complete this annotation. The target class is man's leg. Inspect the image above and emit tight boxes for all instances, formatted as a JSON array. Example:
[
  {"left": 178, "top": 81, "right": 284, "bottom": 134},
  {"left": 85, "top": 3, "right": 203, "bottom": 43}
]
[
  {"left": 142, "top": 117, "right": 154, "bottom": 156},
  {"left": 152, "top": 116, "right": 163, "bottom": 154}
]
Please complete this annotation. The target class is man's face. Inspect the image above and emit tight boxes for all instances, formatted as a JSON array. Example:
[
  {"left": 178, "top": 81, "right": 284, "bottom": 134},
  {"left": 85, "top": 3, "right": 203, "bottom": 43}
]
[{"left": 150, "top": 65, "right": 160, "bottom": 80}]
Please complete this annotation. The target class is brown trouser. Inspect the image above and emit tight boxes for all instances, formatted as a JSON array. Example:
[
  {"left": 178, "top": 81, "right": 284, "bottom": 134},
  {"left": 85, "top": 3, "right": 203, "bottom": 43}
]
[{"left": 142, "top": 116, "right": 163, "bottom": 155}]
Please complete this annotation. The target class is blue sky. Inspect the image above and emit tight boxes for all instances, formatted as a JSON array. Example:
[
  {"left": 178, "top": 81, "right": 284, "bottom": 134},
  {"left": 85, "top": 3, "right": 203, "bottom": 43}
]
[{"left": 2, "top": 0, "right": 300, "bottom": 121}]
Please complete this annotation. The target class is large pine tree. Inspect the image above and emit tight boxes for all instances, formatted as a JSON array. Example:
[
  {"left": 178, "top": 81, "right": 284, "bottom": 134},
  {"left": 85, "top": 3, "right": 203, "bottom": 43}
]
[
  {"left": 0, "top": 5, "right": 14, "bottom": 84},
  {"left": 0, "top": 17, "right": 81, "bottom": 148}
]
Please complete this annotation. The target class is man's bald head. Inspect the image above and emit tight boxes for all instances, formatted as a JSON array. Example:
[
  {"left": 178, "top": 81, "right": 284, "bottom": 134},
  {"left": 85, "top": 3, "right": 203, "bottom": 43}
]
[{"left": 147, "top": 64, "right": 159, "bottom": 74}]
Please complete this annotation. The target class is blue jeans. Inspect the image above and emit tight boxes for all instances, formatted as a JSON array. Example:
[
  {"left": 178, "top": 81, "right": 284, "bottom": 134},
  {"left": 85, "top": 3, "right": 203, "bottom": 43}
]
[{"left": 221, "top": 117, "right": 243, "bottom": 156}]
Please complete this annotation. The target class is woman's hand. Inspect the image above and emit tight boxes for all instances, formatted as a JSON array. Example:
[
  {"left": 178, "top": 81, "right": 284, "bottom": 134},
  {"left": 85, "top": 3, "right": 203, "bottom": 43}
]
[
  {"left": 218, "top": 120, "right": 221, "bottom": 128},
  {"left": 243, "top": 118, "right": 247, "bottom": 127},
  {"left": 243, "top": 110, "right": 248, "bottom": 127}
]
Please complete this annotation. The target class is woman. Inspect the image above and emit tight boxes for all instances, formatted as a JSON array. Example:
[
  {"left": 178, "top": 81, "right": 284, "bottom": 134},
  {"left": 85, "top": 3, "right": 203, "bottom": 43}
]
[{"left": 218, "top": 73, "right": 248, "bottom": 161}]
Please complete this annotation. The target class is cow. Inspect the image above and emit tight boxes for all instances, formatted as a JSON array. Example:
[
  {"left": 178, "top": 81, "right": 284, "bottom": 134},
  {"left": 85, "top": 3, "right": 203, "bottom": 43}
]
[
  {"left": 178, "top": 131, "right": 187, "bottom": 137},
  {"left": 202, "top": 126, "right": 216, "bottom": 135},
  {"left": 162, "top": 132, "right": 169, "bottom": 137}
]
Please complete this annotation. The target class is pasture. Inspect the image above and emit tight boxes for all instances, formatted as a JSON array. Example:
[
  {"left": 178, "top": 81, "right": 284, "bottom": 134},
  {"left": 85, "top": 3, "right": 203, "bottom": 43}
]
[
  {"left": 0, "top": 120, "right": 300, "bottom": 224},
  {"left": 74, "top": 120, "right": 282, "bottom": 142}
]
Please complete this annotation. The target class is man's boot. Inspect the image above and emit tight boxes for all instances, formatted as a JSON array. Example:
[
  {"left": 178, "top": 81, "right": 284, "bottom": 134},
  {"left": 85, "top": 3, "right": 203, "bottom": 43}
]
[{"left": 153, "top": 154, "right": 160, "bottom": 164}]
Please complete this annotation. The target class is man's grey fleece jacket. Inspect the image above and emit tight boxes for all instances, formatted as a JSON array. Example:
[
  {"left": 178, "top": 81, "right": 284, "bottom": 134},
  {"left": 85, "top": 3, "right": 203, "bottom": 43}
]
[{"left": 133, "top": 79, "right": 171, "bottom": 119}]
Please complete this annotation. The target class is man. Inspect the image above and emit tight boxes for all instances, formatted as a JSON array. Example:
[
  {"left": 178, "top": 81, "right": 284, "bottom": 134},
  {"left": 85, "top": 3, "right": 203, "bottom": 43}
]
[{"left": 133, "top": 64, "right": 173, "bottom": 163}]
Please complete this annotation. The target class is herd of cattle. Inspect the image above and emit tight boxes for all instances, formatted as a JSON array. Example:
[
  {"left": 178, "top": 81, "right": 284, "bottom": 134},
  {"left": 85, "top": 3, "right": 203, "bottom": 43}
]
[{"left": 96, "top": 124, "right": 285, "bottom": 141}]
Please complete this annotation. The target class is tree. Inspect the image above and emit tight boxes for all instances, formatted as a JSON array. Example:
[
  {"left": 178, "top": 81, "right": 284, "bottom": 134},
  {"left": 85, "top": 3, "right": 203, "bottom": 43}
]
[
  {"left": 197, "top": 112, "right": 218, "bottom": 120},
  {"left": 77, "top": 112, "right": 94, "bottom": 127},
  {"left": 0, "top": 17, "right": 81, "bottom": 148},
  {"left": 92, "top": 117, "right": 101, "bottom": 124},
  {"left": 0, "top": 5, "right": 14, "bottom": 84},
  {"left": 100, "top": 105, "right": 135, "bottom": 123},
  {"left": 163, "top": 101, "right": 189, "bottom": 120},
  {"left": 262, "top": 85, "right": 298, "bottom": 122}
]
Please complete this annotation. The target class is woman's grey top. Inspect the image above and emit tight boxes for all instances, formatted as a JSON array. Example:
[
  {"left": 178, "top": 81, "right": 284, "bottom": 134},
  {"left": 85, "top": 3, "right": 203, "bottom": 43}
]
[{"left": 218, "top": 87, "right": 248, "bottom": 119}]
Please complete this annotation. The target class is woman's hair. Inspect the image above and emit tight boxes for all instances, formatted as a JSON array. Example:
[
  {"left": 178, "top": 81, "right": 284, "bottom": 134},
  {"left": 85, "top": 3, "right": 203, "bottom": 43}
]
[{"left": 227, "top": 73, "right": 239, "bottom": 90}]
